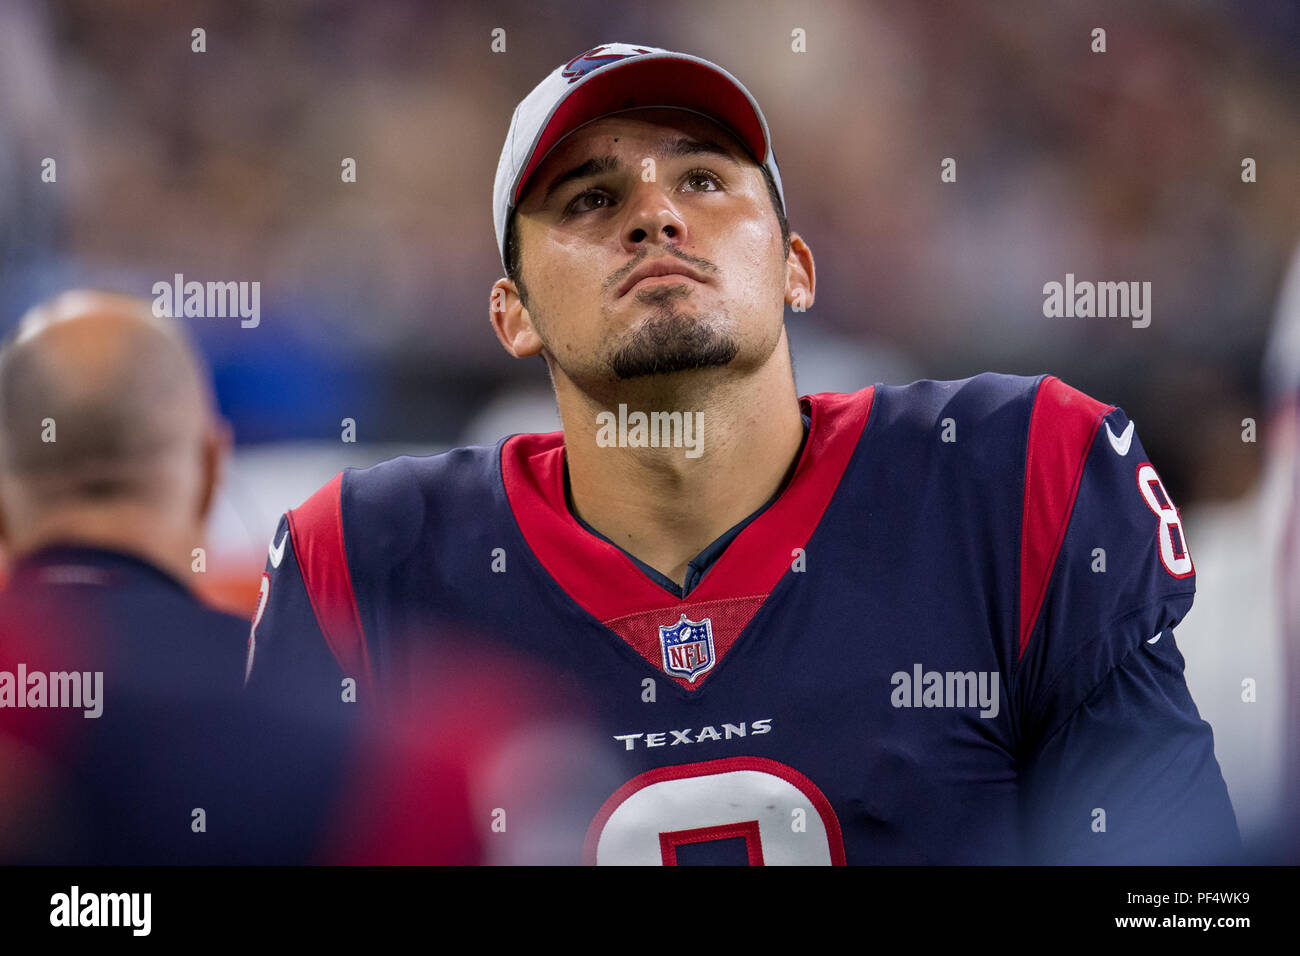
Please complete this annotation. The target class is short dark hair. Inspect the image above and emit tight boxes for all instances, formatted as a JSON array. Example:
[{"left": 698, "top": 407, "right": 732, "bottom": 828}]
[{"left": 503, "top": 162, "right": 791, "bottom": 308}]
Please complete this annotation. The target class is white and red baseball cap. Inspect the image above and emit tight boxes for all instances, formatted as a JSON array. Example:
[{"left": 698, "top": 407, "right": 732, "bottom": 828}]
[{"left": 492, "top": 42, "right": 785, "bottom": 271}]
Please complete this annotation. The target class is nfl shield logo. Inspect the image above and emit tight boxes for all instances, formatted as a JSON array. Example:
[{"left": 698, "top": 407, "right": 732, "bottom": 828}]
[{"left": 659, "top": 613, "right": 716, "bottom": 683}]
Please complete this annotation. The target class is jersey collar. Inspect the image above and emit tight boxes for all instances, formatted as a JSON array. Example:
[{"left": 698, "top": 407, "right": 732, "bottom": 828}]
[{"left": 500, "top": 388, "right": 875, "bottom": 687}]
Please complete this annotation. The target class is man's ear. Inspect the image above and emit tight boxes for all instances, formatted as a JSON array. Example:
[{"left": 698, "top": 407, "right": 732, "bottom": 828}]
[
  {"left": 784, "top": 232, "right": 815, "bottom": 313},
  {"left": 196, "top": 417, "right": 232, "bottom": 525},
  {"left": 490, "top": 278, "right": 545, "bottom": 358}
]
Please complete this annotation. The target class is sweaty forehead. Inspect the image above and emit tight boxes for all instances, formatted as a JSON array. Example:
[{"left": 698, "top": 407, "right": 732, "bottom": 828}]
[{"left": 519, "top": 109, "right": 754, "bottom": 209}]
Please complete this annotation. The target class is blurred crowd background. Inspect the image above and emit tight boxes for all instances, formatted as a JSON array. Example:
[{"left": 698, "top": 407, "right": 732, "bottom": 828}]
[{"left": 0, "top": 0, "right": 1297, "bottom": 858}]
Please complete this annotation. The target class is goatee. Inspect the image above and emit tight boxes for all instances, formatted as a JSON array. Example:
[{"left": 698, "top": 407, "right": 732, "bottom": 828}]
[{"left": 608, "top": 308, "right": 737, "bottom": 380}]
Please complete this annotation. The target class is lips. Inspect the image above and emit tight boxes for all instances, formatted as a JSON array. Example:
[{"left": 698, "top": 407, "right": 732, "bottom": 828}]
[{"left": 618, "top": 259, "right": 708, "bottom": 297}]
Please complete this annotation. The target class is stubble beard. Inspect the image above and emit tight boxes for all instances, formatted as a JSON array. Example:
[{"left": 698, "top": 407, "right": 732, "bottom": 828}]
[{"left": 606, "top": 287, "right": 739, "bottom": 381}]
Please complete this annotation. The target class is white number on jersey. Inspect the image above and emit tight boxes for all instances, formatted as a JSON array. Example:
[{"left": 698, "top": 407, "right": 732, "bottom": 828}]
[{"left": 585, "top": 756, "right": 846, "bottom": 865}]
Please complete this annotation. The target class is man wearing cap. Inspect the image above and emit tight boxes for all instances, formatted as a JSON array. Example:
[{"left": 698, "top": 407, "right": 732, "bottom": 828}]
[{"left": 247, "top": 43, "right": 1238, "bottom": 865}]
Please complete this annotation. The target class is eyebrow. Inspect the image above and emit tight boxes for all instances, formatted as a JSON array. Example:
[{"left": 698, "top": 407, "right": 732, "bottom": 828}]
[{"left": 540, "top": 137, "right": 740, "bottom": 205}]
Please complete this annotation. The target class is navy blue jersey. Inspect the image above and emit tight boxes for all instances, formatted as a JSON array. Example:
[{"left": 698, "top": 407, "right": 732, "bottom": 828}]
[
  {"left": 0, "top": 546, "right": 245, "bottom": 863},
  {"left": 245, "top": 373, "right": 1239, "bottom": 864},
  {"left": 0, "top": 545, "right": 351, "bottom": 864}
]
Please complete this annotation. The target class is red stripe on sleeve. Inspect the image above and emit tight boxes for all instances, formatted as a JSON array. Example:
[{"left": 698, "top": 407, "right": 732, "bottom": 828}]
[
  {"left": 1018, "top": 377, "right": 1114, "bottom": 660},
  {"left": 287, "top": 472, "right": 374, "bottom": 692}
]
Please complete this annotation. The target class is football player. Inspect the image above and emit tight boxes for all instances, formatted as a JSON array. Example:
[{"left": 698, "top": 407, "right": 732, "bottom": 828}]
[{"left": 246, "top": 43, "right": 1238, "bottom": 865}]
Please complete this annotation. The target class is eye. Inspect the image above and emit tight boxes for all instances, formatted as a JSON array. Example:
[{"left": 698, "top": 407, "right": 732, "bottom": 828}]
[
  {"left": 566, "top": 189, "right": 613, "bottom": 215},
  {"left": 683, "top": 168, "right": 724, "bottom": 191}
]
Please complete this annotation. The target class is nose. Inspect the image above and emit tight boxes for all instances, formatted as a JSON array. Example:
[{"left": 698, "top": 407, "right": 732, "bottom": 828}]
[{"left": 620, "top": 180, "right": 688, "bottom": 255}]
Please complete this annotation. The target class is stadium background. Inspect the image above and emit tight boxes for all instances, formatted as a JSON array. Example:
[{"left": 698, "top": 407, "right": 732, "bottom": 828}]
[{"left": 1, "top": 0, "right": 1296, "bottom": 857}]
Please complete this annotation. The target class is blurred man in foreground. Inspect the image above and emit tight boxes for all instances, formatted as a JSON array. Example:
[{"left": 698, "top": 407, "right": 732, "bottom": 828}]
[{"left": 0, "top": 290, "right": 336, "bottom": 863}]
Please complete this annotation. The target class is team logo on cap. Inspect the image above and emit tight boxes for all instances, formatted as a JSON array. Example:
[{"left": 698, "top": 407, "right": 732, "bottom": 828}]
[
  {"left": 562, "top": 45, "right": 654, "bottom": 84},
  {"left": 659, "top": 613, "right": 716, "bottom": 683}
]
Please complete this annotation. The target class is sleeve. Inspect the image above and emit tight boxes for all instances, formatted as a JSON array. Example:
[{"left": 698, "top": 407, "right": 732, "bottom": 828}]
[
  {"left": 243, "top": 470, "right": 375, "bottom": 711},
  {"left": 242, "top": 512, "right": 343, "bottom": 711},
  {"left": 236, "top": 479, "right": 386, "bottom": 863},
  {"left": 1011, "top": 377, "right": 1239, "bottom": 863},
  {"left": 1019, "top": 623, "right": 1239, "bottom": 863}
]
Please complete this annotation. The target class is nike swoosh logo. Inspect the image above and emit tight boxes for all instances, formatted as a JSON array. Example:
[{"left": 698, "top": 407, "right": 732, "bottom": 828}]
[
  {"left": 1106, "top": 420, "right": 1135, "bottom": 456},
  {"left": 1147, "top": 631, "right": 1163, "bottom": 644},
  {"left": 268, "top": 530, "right": 288, "bottom": 569}
]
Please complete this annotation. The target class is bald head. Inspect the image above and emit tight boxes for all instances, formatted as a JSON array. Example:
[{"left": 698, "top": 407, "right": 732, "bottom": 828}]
[{"left": 0, "top": 291, "right": 228, "bottom": 567}]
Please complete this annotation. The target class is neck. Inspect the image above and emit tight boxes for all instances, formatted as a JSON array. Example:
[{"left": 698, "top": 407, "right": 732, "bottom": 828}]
[
  {"left": 558, "top": 342, "right": 804, "bottom": 586},
  {"left": 7, "top": 504, "right": 199, "bottom": 585}
]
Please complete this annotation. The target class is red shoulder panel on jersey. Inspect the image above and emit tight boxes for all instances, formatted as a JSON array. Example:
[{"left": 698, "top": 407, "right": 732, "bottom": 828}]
[
  {"left": 1018, "top": 376, "right": 1115, "bottom": 660},
  {"left": 287, "top": 472, "right": 375, "bottom": 692}
]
